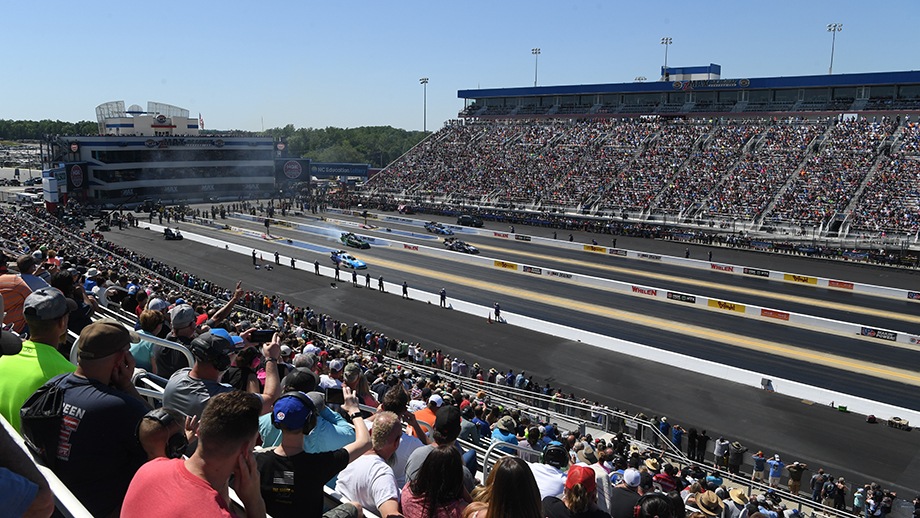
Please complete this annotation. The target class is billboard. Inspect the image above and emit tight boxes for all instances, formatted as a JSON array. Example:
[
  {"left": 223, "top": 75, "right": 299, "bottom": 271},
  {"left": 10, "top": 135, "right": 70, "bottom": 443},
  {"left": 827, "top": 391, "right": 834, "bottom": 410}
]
[
  {"left": 309, "top": 162, "right": 369, "bottom": 179},
  {"left": 274, "top": 158, "right": 311, "bottom": 184}
]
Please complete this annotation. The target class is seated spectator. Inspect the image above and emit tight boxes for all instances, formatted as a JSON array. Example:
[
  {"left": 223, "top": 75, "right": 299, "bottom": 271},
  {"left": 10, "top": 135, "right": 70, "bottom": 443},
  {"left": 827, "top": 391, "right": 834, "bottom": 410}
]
[
  {"left": 0, "top": 288, "right": 76, "bottom": 431},
  {"left": 131, "top": 309, "right": 163, "bottom": 373},
  {"left": 609, "top": 468, "right": 643, "bottom": 518},
  {"left": 414, "top": 393, "right": 443, "bottom": 431},
  {"left": 163, "top": 330, "right": 280, "bottom": 419},
  {"left": 154, "top": 303, "right": 198, "bottom": 378},
  {"left": 319, "top": 358, "right": 345, "bottom": 389},
  {"left": 370, "top": 385, "right": 427, "bottom": 488},
  {"left": 221, "top": 344, "right": 261, "bottom": 392},
  {"left": 530, "top": 442, "right": 570, "bottom": 500},
  {"left": 696, "top": 490, "right": 726, "bottom": 517},
  {"left": 0, "top": 258, "right": 35, "bottom": 333},
  {"left": 254, "top": 386, "right": 371, "bottom": 518},
  {"left": 490, "top": 415, "right": 519, "bottom": 454},
  {"left": 16, "top": 255, "right": 50, "bottom": 292},
  {"left": 122, "top": 391, "right": 267, "bottom": 517},
  {"left": 635, "top": 493, "right": 677, "bottom": 518},
  {"left": 343, "top": 362, "right": 380, "bottom": 408},
  {"left": 49, "top": 270, "right": 96, "bottom": 335},
  {"left": 401, "top": 444, "right": 469, "bottom": 518},
  {"left": 543, "top": 464, "right": 610, "bottom": 518},
  {"left": 20, "top": 319, "right": 150, "bottom": 517},
  {"left": 0, "top": 419, "right": 55, "bottom": 518},
  {"left": 405, "top": 405, "right": 477, "bottom": 494},
  {"left": 335, "top": 410, "right": 403, "bottom": 517},
  {"left": 137, "top": 407, "right": 192, "bottom": 461},
  {"left": 724, "top": 488, "right": 749, "bottom": 518},
  {"left": 463, "top": 456, "right": 543, "bottom": 518}
]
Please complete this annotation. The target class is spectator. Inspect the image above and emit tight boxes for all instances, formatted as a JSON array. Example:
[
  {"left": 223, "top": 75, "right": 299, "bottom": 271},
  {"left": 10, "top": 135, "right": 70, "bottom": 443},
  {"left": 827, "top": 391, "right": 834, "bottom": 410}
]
[
  {"left": 608, "top": 468, "right": 643, "bottom": 518},
  {"left": 713, "top": 437, "right": 730, "bottom": 468},
  {"left": 529, "top": 442, "right": 570, "bottom": 500},
  {"left": 490, "top": 415, "right": 519, "bottom": 454},
  {"left": 785, "top": 461, "right": 808, "bottom": 496},
  {"left": 335, "top": 410, "right": 403, "bottom": 517},
  {"left": 319, "top": 358, "right": 345, "bottom": 389},
  {"left": 587, "top": 447, "right": 613, "bottom": 514},
  {"left": 401, "top": 444, "right": 469, "bottom": 518},
  {"left": 696, "top": 490, "right": 725, "bottom": 517},
  {"left": 372, "top": 385, "right": 427, "bottom": 488},
  {"left": 751, "top": 451, "right": 766, "bottom": 483},
  {"left": 0, "top": 288, "right": 76, "bottom": 431},
  {"left": 810, "top": 468, "right": 827, "bottom": 502},
  {"left": 21, "top": 319, "right": 150, "bottom": 517},
  {"left": 463, "top": 456, "right": 543, "bottom": 518},
  {"left": 542, "top": 464, "right": 609, "bottom": 518},
  {"left": 15, "top": 255, "right": 50, "bottom": 292},
  {"left": 343, "top": 362, "right": 380, "bottom": 408},
  {"left": 0, "top": 258, "right": 35, "bottom": 333},
  {"left": 131, "top": 309, "right": 163, "bottom": 373},
  {"left": 0, "top": 419, "right": 55, "bottom": 518},
  {"left": 766, "top": 454, "right": 784, "bottom": 488},
  {"left": 221, "top": 345, "right": 261, "bottom": 392},
  {"left": 48, "top": 270, "right": 95, "bottom": 335},
  {"left": 254, "top": 386, "right": 371, "bottom": 517},
  {"left": 405, "top": 405, "right": 477, "bottom": 494},
  {"left": 724, "top": 488, "right": 749, "bottom": 518},
  {"left": 728, "top": 441, "right": 747, "bottom": 475},
  {"left": 137, "top": 407, "right": 192, "bottom": 461},
  {"left": 154, "top": 303, "right": 198, "bottom": 378},
  {"left": 415, "top": 393, "right": 443, "bottom": 431},
  {"left": 122, "top": 391, "right": 267, "bottom": 517},
  {"left": 163, "top": 329, "right": 281, "bottom": 419}
]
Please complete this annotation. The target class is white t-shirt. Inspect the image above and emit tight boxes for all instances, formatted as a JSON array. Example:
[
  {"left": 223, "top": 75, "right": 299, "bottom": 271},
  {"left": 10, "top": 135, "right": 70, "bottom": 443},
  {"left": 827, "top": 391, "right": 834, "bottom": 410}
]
[
  {"left": 365, "top": 422, "right": 424, "bottom": 488},
  {"left": 335, "top": 454, "right": 399, "bottom": 516},
  {"left": 528, "top": 462, "right": 567, "bottom": 500}
]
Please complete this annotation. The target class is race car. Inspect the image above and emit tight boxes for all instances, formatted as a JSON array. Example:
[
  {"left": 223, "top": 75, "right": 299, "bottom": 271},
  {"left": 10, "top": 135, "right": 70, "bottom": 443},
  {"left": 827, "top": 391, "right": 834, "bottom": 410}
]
[
  {"left": 340, "top": 232, "right": 371, "bottom": 249},
  {"left": 444, "top": 237, "right": 479, "bottom": 254},
  {"left": 424, "top": 221, "right": 454, "bottom": 235},
  {"left": 164, "top": 228, "right": 183, "bottom": 240},
  {"left": 330, "top": 250, "right": 367, "bottom": 269}
]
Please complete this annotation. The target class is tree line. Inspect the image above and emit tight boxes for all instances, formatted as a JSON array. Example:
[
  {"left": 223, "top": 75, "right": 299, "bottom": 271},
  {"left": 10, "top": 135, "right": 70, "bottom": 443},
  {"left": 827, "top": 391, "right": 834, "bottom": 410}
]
[{"left": 0, "top": 119, "right": 429, "bottom": 168}]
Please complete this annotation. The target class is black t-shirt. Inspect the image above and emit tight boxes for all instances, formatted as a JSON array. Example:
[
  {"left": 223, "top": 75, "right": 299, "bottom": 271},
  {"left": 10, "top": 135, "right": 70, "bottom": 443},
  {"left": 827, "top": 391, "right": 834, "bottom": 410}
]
[
  {"left": 609, "top": 486, "right": 642, "bottom": 518},
  {"left": 543, "top": 496, "right": 611, "bottom": 518},
  {"left": 254, "top": 447, "right": 350, "bottom": 518},
  {"left": 155, "top": 334, "right": 193, "bottom": 379},
  {"left": 221, "top": 366, "right": 255, "bottom": 391},
  {"left": 50, "top": 374, "right": 148, "bottom": 517}
]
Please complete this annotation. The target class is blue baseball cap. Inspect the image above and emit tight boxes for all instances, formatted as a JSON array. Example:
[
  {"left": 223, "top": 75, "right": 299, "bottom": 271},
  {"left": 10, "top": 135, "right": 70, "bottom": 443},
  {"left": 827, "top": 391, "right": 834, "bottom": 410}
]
[
  {"left": 209, "top": 328, "right": 244, "bottom": 346},
  {"left": 272, "top": 392, "right": 315, "bottom": 430}
]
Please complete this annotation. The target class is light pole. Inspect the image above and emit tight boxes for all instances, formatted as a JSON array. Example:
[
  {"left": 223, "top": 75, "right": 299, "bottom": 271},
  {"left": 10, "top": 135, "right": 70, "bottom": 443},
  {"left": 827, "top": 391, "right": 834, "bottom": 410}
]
[
  {"left": 419, "top": 77, "right": 429, "bottom": 132},
  {"left": 661, "top": 37, "right": 672, "bottom": 79},
  {"left": 827, "top": 24, "right": 842, "bottom": 74},
  {"left": 531, "top": 48, "right": 540, "bottom": 87}
]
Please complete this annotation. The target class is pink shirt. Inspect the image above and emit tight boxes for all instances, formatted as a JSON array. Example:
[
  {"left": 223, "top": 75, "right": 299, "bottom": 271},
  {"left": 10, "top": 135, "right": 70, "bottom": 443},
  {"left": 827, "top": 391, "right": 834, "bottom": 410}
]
[
  {"left": 122, "top": 458, "right": 236, "bottom": 517},
  {"left": 400, "top": 482, "right": 467, "bottom": 518}
]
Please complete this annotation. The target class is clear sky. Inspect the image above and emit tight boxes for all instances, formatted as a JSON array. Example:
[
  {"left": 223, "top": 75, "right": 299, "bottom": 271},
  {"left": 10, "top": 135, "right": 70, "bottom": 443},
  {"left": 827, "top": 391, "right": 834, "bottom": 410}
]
[{"left": 1, "top": 1, "right": 917, "bottom": 132}]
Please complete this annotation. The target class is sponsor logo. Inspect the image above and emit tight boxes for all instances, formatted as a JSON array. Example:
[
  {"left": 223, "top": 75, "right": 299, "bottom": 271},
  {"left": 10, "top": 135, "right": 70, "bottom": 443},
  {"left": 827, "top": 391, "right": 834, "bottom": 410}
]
[
  {"left": 761, "top": 309, "right": 790, "bottom": 321},
  {"left": 631, "top": 286, "right": 657, "bottom": 296},
  {"left": 710, "top": 264, "right": 734, "bottom": 272},
  {"left": 909, "top": 336, "right": 919, "bottom": 344},
  {"left": 784, "top": 274, "right": 816, "bottom": 284},
  {"left": 638, "top": 253, "right": 662, "bottom": 261},
  {"left": 667, "top": 292, "right": 696, "bottom": 304},
  {"left": 276, "top": 142, "right": 286, "bottom": 151},
  {"left": 145, "top": 139, "right": 158, "bottom": 148},
  {"left": 739, "top": 78, "right": 751, "bottom": 87},
  {"left": 908, "top": 291, "right": 920, "bottom": 300},
  {"left": 493, "top": 232, "right": 509, "bottom": 238},
  {"left": 155, "top": 114, "right": 167, "bottom": 124},
  {"left": 584, "top": 245, "right": 606, "bottom": 253},
  {"left": 214, "top": 139, "right": 225, "bottom": 148},
  {"left": 523, "top": 266, "right": 542, "bottom": 275},
  {"left": 514, "top": 235, "right": 531, "bottom": 242},
  {"left": 708, "top": 299, "right": 745, "bottom": 312},
  {"left": 243, "top": 184, "right": 259, "bottom": 190},
  {"left": 162, "top": 185, "right": 178, "bottom": 193},
  {"left": 403, "top": 244, "right": 419, "bottom": 251},
  {"left": 549, "top": 270, "right": 573, "bottom": 279},
  {"left": 860, "top": 327, "right": 897, "bottom": 341},
  {"left": 828, "top": 280, "right": 854, "bottom": 290},
  {"left": 609, "top": 249, "right": 627, "bottom": 257},
  {"left": 494, "top": 261, "right": 518, "bottom": 270},
  {"left": 743, "top": 267, "right": 770, "bottom": 277},
  {"left": 200, "top": 184, "right": 215, "bottom": 191},
  {"left": 282, "top": 160, "right": 303, "bottom": 179},
  {"left": 70, "top": 165, "right": 83, "bottom": 188}
]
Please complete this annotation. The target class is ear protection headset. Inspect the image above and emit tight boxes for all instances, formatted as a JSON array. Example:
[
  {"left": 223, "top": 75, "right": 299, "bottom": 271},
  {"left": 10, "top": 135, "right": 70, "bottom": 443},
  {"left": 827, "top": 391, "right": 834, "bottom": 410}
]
[
  {"left": 271, "top": 391, "right": 315, "bottom": 430},
  {"left": 190, "top": 334, "right": 232, "bottom": 371},
  {"left": 633, "top": 492, "right": 674, "bottom": 518},
  {"left": 542, "top": 443, "right": 569, "bottom": 468},
  {"left": 136, "top": 407, "right": 188, "bottom": 459}
]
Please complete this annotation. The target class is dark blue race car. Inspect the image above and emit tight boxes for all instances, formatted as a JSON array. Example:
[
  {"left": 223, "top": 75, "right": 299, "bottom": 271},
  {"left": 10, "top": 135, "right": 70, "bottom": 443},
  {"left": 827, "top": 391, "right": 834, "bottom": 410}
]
[{"left": 424, "top": 221, "right": 454, "bottom": 235}]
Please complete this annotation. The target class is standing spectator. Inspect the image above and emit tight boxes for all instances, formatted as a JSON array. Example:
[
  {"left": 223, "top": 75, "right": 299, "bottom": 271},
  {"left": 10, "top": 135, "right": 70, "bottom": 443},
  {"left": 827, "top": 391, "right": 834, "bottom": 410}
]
[
  {"left": 440, "top": 288, "right": 447, "bottom": 308},
  {"left": 402, "top": 280, "right": 410, "bottom": 299},
  {"left": 696, "top": 430, "right": 711, "bottom": 463},
  {"left": 831, "top": 477, "right": 848, "bottom": 511},
  {"left": 686, "top": 428, "right": 699, "bottom": 461},
  {"left": 751, "top": 451, "right": 766, "bottom": 483},
  {"left": 0, "top": 288, "right": 76, "bottom": 431},
  {"left": 728, "top": 441, "right": 747, "bottom": 475},
  {"left": 21, "top": 319, "right": 150, "bottom": 517},
  {"left": 670, "top": 425, "right": 684, "bottom": 452},
  {"left": 785, "top": 461, "right": 808, "bottom": 496},
  {"left": 463, "top": 456, "right": 543, "bottom": 518},
  {"left": 810, "top": 468, "right": 827, "bottom": 502},
  {"left": 401, "top": 445, "right": 469, "bottom": 518},
  {"left": 122, "top": 391, "right": 267, "bottom": 517},
  {"left": 254, "top": 386, "right": 370, "bottom": 517},
  {"left": 713, "top": 436, "right": 730, "bottom": 468},
  {"left": 542, "top": 464, "right": 609, "bottom": 518},
  {"left": 852, "top": 488, "right": 865, "bottom": 517},
  {"left": 335, "top": 411, "right": 404, "bottom": 517},
  {"left": 766, "top": 454, "right": 784, "bottom": 488}
]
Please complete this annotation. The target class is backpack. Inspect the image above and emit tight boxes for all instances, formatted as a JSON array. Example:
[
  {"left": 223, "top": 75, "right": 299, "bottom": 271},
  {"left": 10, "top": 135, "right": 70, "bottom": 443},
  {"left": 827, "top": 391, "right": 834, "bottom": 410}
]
[
  {"left": 823, "top": 481, "right": 837, "bottom": 498},
  {"left": 19, "top": 373, "right": 69, "bottom": 469}
]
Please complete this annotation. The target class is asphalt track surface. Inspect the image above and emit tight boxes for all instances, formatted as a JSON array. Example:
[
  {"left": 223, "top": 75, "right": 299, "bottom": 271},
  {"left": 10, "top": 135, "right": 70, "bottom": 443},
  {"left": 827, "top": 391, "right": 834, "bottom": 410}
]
[{"left": 105, "top": 210, "right": 920, "bottom": 495}]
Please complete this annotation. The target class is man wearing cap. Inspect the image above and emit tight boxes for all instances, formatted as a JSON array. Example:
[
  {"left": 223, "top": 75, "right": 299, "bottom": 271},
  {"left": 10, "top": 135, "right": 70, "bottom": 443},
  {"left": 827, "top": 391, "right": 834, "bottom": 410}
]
[
  {"left": 543, "top": 464, "right": 608, "bottom": 518},
  {"left": 786, "top": 461, "right": 808, "bottom": 496},
  {"left": 320, "top": 358, "right": 346, "bottom": 390},
  {"left": 766, "top": 454, "right": 784, "bottom": 488},
  {"left": 413, "top": 391, "right": 443, "bottom": 431},
  {"left": 153, "top": 303, "right": 198, "bottom": 379},
  {"left": 609, "top": 467, "right": 643, "bottom": 518},
  {"left": 254, "top": 385, "right": 371, "bottom": 518},
  {"left": 752, "top": 450, "right": 766, "bottom": 483},
  {"left": 0, "top": 288, "right": 76, "bottom": 431},
  {"left": 163, "top": 329, "right": 281, "bottom": 419},
  {"left": 21, "top": 319, "right": 150, "bottom": 517}
]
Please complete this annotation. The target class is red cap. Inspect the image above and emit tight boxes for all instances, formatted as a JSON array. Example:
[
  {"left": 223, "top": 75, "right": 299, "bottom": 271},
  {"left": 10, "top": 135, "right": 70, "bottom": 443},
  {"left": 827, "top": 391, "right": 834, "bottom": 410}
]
[{"left": 565, "top": 465, "right": 596, "bottom": 494}]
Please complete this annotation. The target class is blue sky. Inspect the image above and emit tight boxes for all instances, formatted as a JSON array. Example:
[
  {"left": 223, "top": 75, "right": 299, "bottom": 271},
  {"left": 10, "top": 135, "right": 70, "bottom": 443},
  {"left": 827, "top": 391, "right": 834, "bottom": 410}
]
[{"left": 1, "top": 1, "right": 917, "bottom": 132}]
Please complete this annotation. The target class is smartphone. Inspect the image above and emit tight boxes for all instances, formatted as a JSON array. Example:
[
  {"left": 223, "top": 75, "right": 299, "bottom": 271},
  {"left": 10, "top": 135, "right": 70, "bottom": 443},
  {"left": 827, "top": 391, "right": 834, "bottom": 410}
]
[
  {"left": 249, "top": 329, "right": 275, "bottom": 343},
  {"left": 325, "top": 387, "right": 345, "bottom": 405}
]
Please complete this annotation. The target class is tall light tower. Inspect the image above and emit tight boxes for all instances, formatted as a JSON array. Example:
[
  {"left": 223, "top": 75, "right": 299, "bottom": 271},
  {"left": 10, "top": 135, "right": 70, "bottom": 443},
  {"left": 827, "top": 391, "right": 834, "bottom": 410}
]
[
  {"left": 661, "top": 37, "right": 672, "bottom": 79},
  {"left": 531, "top": 48, "right": 541, "bottom": 87},
  {"left": 827, "top": 23, "right": 843, "bottom": 74},
  {"left": 419, "top": 77, "right": 429, "bottom": 132}
]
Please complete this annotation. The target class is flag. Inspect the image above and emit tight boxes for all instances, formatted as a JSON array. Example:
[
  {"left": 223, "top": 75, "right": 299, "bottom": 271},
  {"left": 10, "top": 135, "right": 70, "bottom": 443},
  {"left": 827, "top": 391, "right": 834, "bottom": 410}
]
[{"left": 199, "top": 113, "right": 204, "bottom": 130}]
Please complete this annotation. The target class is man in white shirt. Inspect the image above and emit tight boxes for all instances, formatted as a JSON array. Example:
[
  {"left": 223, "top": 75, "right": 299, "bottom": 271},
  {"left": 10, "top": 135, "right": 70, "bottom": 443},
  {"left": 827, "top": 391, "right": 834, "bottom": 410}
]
[
  {"left": 528, "top": 442, "right": 569, "bottom": 499},
  {"left": 335, "top": 411, "right": 402, "bottom": 517}
]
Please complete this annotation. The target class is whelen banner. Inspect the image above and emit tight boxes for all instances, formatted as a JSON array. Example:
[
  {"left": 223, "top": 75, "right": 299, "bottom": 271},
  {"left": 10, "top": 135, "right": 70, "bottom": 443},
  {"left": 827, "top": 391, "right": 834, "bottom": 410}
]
[{"left": 274, "top": 158, "right": 311, "bottom": 184}]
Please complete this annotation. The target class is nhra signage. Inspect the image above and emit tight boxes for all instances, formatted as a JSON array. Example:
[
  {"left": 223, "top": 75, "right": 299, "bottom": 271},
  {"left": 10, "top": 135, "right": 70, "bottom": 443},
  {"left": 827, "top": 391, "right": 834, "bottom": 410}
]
[
  {"left": 65, "top": 163, "right": 89, "bottom": 191},
  {"left": 274, "top": 158, "right": 310, "bottom": 183}
]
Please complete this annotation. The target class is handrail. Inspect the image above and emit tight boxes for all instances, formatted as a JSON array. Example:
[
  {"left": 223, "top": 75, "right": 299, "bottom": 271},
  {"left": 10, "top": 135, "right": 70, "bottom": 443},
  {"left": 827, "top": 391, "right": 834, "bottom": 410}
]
[{"left": 68, "top": 326, "right": 195, "bottom": 370}]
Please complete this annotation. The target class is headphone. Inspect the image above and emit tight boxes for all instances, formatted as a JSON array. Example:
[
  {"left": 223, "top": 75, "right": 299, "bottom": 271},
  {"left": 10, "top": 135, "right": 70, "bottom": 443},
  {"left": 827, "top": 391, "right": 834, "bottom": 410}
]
[
  {"left": 190, "top": 335, "right": 232, "bottom": 371},
  {"left": 271, "top": 391, "right": 315, "bottom": 430},
  {"left": 136, "top": 408, "right": 188, "bottom": 459},
  {"left": 542, "top": 443, "right": 569, "bottom": 468},
  {"left": 633, "top": 492, "right": 674, "bottom": 518}
]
